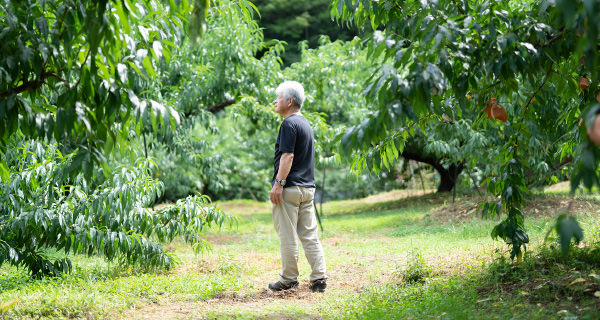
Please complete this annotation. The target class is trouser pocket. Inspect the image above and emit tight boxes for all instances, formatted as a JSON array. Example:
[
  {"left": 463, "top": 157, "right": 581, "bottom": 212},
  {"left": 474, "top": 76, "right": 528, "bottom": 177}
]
[{"left": 282, "top": 186, "right": 302, "bottom": 206}]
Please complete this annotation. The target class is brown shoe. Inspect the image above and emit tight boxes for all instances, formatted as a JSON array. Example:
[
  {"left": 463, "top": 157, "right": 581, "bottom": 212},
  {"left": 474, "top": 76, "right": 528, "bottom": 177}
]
[
  {"left": 268, "top": 281, "right": 299, "bottom": 291},
  {"left": 310, "top": 279, "right": 327, "bottom": 292}
]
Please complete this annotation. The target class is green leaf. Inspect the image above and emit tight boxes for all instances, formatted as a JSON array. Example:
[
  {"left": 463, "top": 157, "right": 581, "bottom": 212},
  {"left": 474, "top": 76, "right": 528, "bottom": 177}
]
[
  {"left": 152, "top": 41, "right": 163, "bottom": 61},
  {"left": 582, "top": 148, "right": 595, "bottom": 171},
  {"left": 142, "top": 56, "right": 156, "bottom": 78},
  {"left": 241, "top": 0, "right": 260, "bottom": 18},
  {"left": 104, "top": 131, "right": 115, "bottom": 154},
  {"left": 138, "top": 26, "right": 150, "bottom": 43},
  {"left": 127, "top": 61, "right": 144, "bottom": 78},
  {"left": 162, "top": 46, "right": 172, "bottom": 64},
  {"left": 96, "top": 60, "right": 110, "bottom": 80},
  {"left": 0, "top": 161, "right": 9, "bottom": 183},
  {"left": 336, "top": 0, "right": 344, "bottom": 17},
  {"left": 117, "top": 63, "right": 128, "bottom": 84},
  {"left": 385, "top": 145, "right": 394, "bottom": 167},
  {"left": 116, "top": 2, "right": 131, "bottom": 34},
  {"left": 382, "top": 148, "right": 389, "bottom": 169}
]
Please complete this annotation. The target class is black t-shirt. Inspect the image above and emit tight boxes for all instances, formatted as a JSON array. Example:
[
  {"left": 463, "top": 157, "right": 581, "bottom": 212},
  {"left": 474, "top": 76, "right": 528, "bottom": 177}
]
[{"left": 273, "top": 114, "right": 315, "bottom": 188}]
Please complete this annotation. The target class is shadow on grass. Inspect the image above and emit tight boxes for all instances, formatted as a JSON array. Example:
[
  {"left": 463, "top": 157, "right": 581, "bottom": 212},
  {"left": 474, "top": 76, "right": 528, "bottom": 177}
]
[
  {"left": 315, "top": 194, "right": 448, "bottom": 236},
  {"left": 231, "top": 193, "right": 445, "bottom": 226},
  {"left": 323, "top": 193, "right": 445, "bottom": 216}
]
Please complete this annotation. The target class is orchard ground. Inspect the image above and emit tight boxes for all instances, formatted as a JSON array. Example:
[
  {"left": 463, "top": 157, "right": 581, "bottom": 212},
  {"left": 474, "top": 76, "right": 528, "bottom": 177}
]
[{"left": 1, "top": 185, "right": 600, "bottom": 319}]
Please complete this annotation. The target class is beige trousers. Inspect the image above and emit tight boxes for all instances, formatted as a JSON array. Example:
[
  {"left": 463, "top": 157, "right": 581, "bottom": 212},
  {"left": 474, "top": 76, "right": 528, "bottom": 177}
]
[{"left": 272, "top": 186, "right": 327, "bottom": 284}]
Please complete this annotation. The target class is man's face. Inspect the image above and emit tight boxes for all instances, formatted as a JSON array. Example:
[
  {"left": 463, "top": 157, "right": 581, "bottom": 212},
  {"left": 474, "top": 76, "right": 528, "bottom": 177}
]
[{"left": 273, "top": 93, "right": 292, "bottom": 115}]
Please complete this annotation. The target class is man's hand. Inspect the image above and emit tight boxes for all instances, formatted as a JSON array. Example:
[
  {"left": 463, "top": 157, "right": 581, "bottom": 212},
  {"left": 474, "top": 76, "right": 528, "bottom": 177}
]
[
  {"left": 270, "top": 183, "right": 284, "bottom": 205},
  {"left": 272, "top": 152, "right": 292, "bottom": 205}
]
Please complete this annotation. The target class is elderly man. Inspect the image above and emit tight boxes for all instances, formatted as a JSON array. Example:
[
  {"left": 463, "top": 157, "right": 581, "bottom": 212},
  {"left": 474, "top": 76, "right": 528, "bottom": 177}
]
[{"left": 268, "top": 81, "right": 327, "bottom": 293}]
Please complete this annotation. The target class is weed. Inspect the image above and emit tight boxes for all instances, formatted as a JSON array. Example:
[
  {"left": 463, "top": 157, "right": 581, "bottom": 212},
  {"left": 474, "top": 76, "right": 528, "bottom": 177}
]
[
  {"left": 0, "top": 298, "right": 18, "bottom": 315},
  {"left": 197, "top": 254, "right": 244, "bottom": 275},
  {"left": 395, "top": 249, "right": 433, "bottom": 284}
]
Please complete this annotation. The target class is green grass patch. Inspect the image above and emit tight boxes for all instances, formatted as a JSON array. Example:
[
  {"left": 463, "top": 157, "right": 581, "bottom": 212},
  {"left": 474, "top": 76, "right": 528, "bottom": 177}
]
[
  {"left": 1, "top": 191, "right": 599, "bottom": 319},
  {"left": 332, "top": 243, "right": 600, "bottom": 320},
  {"left": 0, "top": 260, "right": 240, "bottom": 319}
]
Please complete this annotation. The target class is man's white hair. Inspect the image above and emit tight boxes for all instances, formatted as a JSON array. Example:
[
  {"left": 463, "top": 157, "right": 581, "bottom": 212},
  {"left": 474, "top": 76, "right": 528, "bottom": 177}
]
[{"left": 276, "top": 81, "right": 305, "bottom": 109}]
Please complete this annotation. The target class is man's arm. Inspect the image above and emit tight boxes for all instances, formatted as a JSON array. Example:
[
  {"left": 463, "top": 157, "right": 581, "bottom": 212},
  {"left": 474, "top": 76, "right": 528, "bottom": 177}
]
[{"left": 270, "top": 152, "right": 294, "bottom": 205}]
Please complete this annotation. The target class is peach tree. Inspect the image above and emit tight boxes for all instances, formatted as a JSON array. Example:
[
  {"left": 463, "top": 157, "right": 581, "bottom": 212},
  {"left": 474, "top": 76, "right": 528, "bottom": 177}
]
[
  {"left": 0, "top": 0, "right": 244, "bottom": 276},
  {"left": 332, "top": 0, "right": 599, "bottom": 259}
]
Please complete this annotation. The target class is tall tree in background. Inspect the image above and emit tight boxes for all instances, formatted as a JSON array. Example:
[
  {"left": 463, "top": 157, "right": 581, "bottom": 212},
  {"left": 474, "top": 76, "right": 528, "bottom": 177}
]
[
  {"left": 253, "top": 0, "right": 360, "bottom": 64},
  {"left": 138, "top": 0, "right": 285, "bottom": 203}
]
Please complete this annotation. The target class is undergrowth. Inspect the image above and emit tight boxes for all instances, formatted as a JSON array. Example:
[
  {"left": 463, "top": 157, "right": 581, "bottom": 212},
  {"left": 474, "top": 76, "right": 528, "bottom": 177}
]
[
  {"left": 483, "top": 243, "right": 600, "bottom": 311},
  {"left": 335, "top": 242, "right": 600, "bottom": 320},
  {"left": 394, "top": 249, "right": 433, "bottom": 284}
]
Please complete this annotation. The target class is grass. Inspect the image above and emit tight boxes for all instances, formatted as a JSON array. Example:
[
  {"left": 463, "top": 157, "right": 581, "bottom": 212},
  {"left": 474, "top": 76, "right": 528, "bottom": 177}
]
[
  {"left": 1, "top": 189, "right": 600, "bottom": 319},
  {"left": 334, "top": 246, "right": 600, "bottom": 320},
  {"left": 0, "top": 259, "right": 242, "bottom": 319}
]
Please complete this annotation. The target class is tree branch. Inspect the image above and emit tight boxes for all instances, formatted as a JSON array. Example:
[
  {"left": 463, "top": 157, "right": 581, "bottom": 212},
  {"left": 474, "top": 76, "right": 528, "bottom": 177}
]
[
  {"left": 394, "top": 1, "right": 402, "bottom": 12},
  {"left": 0, "top": 80, "right": 44, "bottom": 99},
  {"left": 552, "top": 155, "right": 573, "bottom": 170},
  {"left": 183, "top": 99, "right": 236, "bottom": 117},
  {"left": 451, "top": 0, "right": 465, "bottom": 15},
  {"left": 207, "top": 99, "right": 236, "bottom": 113},
  {"left": 539, "top": 32, "right": 564, "bottom": 49},
  {"left": 0, "top": 70, "right": 67, "bottom": 99},
  {"left": 57, "top": 4, "right": 70, "bottom": 41},
  {"left": 45, "top": 71, "right": 67, "bottom": 83},
  {"left": 523, "top": 63, "right": 554, "bottom": 118},
  {"left": 512, "top": 62, "right": 554, "bottom": 158},
  {"left": 486, "top": 80, "right": 502, "bottom": 90},
  {"left": 401, "top": 145, "right": 464, "bottom": 193},
  {"left": 467, "top": 80, "right": 502, "bottom": 99}
]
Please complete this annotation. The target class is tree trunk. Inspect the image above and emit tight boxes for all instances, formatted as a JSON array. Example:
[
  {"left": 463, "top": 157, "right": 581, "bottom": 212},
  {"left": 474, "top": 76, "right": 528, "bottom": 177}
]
[
  {"left": 437, "top": 163, "right": 464, "bottom": 193},
  {"left": 401, "top": 149, "right": 464, "bottom": 193}
]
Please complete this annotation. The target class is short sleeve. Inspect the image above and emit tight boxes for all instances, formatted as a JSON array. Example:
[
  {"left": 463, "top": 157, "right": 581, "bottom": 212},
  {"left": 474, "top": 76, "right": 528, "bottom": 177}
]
[{"left": 279, "top": 120, "right": 296, "bottom": 153}]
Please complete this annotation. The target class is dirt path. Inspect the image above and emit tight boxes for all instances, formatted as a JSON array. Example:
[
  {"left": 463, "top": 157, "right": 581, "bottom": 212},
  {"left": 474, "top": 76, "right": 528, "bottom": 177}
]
[
  {"left": 122, "top": 263, "right": 372, "bottom": 320},
  {"left": 123, "top": 240, "right": 396, "bottom": 320},
  {"left": 121, "top": 233, "right": 491, "bottom": 320}
]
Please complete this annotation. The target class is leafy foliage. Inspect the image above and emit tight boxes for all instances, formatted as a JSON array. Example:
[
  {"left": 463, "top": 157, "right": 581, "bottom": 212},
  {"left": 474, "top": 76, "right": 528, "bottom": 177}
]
[
  {"left": 0, "top": 135, "right": 233, "bottom": 277},
  {"left": 284, "top": 37, "right": 409, "bottom": 199},
  {"left": 0, "top": 0, "right": 196, "bottom": 177},
  {"left": 253, "top": 0, "right": 360, "bottom": 64},
  {"left": 143, "top": 0, "right": 285, "bottom": 202},
  {"left": 284, "top": 37, "right": 372, "bottom": 161},
  {"left": 161, "top": 34, "right": 408, "bottom": 203},
  {"left": 331, "top": 0, "right": 600, "bottom": 257},
  {"left": 0, "top": 0, "right": 246, "bottom": 276}
]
